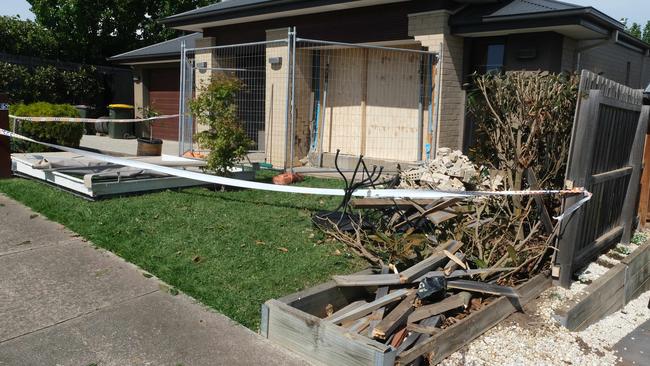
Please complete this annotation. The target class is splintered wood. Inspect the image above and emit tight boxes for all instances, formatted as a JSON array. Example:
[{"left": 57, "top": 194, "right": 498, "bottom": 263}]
[{"left": 321, "top": 240, "right": 531, "bottom": 365}]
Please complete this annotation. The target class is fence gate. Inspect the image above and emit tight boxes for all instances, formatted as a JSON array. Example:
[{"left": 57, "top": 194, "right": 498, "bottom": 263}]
[
  {"left": 556, "top": 70, "right": 650, "bottom": 287},
  {"left": 178, "top": 30, "right": 438, "bottom": 169}
]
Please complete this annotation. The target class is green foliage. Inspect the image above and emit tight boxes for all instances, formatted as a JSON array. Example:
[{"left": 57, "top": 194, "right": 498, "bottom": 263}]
[
  {"left": 0, "top": 16, "right": 58, "bottom": 59},
  {"left": 0, "top": 62, "right": 105, "bottom": 105},
  {"left": 631, "top": 231, "right": 648, "bottom": 245},
  {"left": 625, "top": 20, "right": 650, "bottom": 44},
  {"left": 628, "top": 22, "right": 642, "bottom": 39},
  {"left": 27, "top": 0, "right": 213, "bottom": 63},
  {"left": 10, "top": 102, "right": 83, "bottom": 152},
  {"left": 0, "top": 62, "right": 30, "bottom": 101},
  {"left": 190, "top": 75, "right": 252, "bottom": 175},
  {"left": 467, "top": 71, "right": 579, "bottom": 190},
  {"left": 61, "top": 66, "right": 105, "bottom": 105}
]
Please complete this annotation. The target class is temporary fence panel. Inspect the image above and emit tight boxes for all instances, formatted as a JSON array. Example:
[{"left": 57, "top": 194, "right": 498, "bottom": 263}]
[
  {"left": 178, "top": 30, "right": 438, "bottom": 169},
  {"left": 556, "top": 70, "right": 649, "bottom": 287},
  {"left": 179, "top": 39, "right": 290, "bottom": 159}
]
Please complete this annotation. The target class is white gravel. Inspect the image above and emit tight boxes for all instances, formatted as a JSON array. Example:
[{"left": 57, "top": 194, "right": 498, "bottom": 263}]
[{"left": 439, "top": 236, "right": 649, "bottom": 366}]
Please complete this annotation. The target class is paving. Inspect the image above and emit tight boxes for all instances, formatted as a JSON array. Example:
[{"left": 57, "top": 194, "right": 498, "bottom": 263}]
[{"left": 0, "top": 194, "right": 306, "bottom": 366}]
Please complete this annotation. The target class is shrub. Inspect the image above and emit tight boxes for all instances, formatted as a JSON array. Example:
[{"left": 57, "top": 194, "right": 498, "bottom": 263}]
[
  {"left": 0, "top": 62, "right": 30, "bottom": 102},
  {"left": 10, "top": 102, "right": 83, "bottom": 153},
  {"left": 0, "top": 62, "right": 105, "bottom": 106},
  {"left": 467, "top": 71, "right": 578, "bottom": 190},
  {"left": 189, "top": 75, "right": 252, "bottom": 175},
  {"left": 0, "top": 16, "right": 58, "bottom": 59}
]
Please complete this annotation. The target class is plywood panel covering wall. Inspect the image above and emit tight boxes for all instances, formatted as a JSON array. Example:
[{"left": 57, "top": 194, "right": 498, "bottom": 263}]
[
  {"left": 365, "top": 48, "right": 421, "bottom": 161},
  {"left": 321, "top": 48, "right": 365, "bottom": 156}
]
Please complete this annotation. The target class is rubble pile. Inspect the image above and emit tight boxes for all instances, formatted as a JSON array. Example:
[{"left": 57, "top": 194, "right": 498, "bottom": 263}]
[{"left": 400, "top": 148, "right": 503, "bottom": 191}]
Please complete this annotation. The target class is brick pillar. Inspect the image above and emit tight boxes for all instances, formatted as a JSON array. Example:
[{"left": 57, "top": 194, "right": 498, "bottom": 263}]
[
  {"left": 408, "top": 10, "right": 466, "bottom": 151},
  {"left": 0, "top": 93, "right": 11, "bottom": 178},
  {"left": 265, "top": 28, "right": 291, "bottom": 168}
]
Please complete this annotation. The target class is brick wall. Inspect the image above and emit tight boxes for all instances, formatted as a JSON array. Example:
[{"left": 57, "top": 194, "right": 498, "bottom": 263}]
[{"left": 408, "top": 10, "right": 465, "bottom": 151}]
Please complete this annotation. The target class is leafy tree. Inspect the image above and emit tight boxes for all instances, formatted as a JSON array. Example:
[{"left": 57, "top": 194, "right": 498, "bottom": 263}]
[
  {"left": 0, "top": 16, "right": 58, "bottom": 58},
  {"left": 190, "top": 75, "right": 252, "bottom": 175},
  {"left": 27, "top": 0, "right": 214, "bottom": 63},
  {"left": 628, "top": 22, "right": 642, "bottom": 38}
]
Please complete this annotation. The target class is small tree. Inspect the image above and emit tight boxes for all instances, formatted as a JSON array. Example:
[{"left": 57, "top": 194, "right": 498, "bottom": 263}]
[{"left": 189, "top": 75, "right": 252, "bottom": 175}]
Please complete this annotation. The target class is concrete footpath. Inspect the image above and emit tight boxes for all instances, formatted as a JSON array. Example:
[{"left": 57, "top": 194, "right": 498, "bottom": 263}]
[{"left": 0, "top": 194, "right": 306, "bottom": 366}]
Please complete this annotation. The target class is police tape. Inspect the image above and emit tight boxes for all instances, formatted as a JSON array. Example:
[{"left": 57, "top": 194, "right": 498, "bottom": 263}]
[
  {"left": 9, "top": 114, "right": 179, "bottom": 123},
  {"left": 0, "top": 128, "right": 591, "bottom": 220}
]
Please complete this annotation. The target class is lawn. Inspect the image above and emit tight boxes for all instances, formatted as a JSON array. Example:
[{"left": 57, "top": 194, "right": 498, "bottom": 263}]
[{"left": 0, "top": 173, "right": 364, "bottom": 329}]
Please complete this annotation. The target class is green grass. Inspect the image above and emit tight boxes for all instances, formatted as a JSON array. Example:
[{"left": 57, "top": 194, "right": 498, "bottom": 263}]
[{"left": 0, "top": 172, "right": 363, "bottom": 329}]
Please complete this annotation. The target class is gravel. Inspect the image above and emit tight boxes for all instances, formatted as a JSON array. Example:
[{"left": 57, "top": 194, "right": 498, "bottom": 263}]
[{"left": 439, "top": 237, "right": 649, "bottom": 366}]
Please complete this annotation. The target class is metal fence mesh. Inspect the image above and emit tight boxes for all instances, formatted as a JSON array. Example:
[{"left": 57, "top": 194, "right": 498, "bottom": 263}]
[
  {"left": 179, "top": 32, "right": 438, "bottom": 169},
  {"left": 292, "top": 38, "right": 437, "bottom": 168}
]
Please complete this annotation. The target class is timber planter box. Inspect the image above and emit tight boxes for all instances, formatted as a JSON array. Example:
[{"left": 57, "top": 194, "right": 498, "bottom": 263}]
[{"left": 261, "top": 273, "right": 551, "bottom": 366}]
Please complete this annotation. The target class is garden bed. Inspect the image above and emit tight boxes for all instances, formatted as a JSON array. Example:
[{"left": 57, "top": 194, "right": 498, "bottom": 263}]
[{"left": 262, "top": 270, "right": 550, "bottom": 366}]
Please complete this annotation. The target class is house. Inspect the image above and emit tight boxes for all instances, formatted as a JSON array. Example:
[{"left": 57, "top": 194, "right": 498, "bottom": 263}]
[{"left": 109, "top": 0, "right": 650, "bottom": 168}]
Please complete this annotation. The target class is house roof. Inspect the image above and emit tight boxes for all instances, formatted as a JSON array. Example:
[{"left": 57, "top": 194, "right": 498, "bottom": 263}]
[
  {"left": 449, "top": 0, "right": 650, "bottom": 50},
  {"left": 160, "top": 0, "right": 413, "bottom": 31},
  {"left": 489, "top": 0, "right": 580, "bottom": 17},
  {"left": 108, "top": 32, "right": 202, "bottom": 64}
]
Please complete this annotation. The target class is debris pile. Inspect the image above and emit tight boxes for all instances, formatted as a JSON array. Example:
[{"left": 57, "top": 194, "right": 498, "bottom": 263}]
[
  {"left": 314, "top": 152, "right": 568, "bottom": 288},
  {"left": 399, "top": 148, "right": 503, "bottom": 191},
  {"left": 320, "top": 239, "right": 522, "bottom": 364}
]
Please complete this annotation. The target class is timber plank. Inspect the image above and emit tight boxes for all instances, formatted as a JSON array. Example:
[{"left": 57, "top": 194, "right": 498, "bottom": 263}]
[
  {"left": 401, "top": 240, "right": 462, "bottom": 282},
  {"left": 327, "top": 289, "right": 410, "bottom": 325},
  {"left": 350, "top": 198, "right": 439, "bottom": 209},
  {"left": 397, "top": 274, "right": 551, "bottom": 365},
  {"left": 446, "top": 280, "right": 520, "bottom": 298},
  {"left": 372, "top": 293, "right": 416, "bottom": 340},
  {"left": 265, "top": 299, "right": 394, "bottom": 366},
  {"left": 555, "top": 262, "right": 626, "bottom": 331},
  {"left": 407, "top": 294, "right": 465, "bottom": 323}
]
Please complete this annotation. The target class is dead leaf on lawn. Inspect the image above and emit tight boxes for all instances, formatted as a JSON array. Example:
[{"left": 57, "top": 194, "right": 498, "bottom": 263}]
[
  {"left": 192, "top": 255, "right": 203, "bottom": 263},
  {"left": 277, "top": 247, "right": 289, "bottom": 253},
  {"left": 333, "top": 249, "right": 342, "bottom": 256},
  {"left": 255, "top": 240, "right": 265, "bottom": 246}
]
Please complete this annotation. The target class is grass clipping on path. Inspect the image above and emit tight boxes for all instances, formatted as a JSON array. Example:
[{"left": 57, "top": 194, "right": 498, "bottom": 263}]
[{"left": 0, "top": 173, "right": 363, "bottom": 329}]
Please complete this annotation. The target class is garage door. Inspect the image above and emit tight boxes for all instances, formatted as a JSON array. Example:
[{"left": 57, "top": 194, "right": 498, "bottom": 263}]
[{"left": 148, "top": 67, "right": 180, "bottom": 141}]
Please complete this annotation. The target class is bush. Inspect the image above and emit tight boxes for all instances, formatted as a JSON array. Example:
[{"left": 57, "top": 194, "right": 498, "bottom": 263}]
[
  {"left": 10, "top": 102, "right": 83, "bottom": 153},
  {"left": 0, "top": 62, "right": 105, "bottom": 106},
  {"left": 0, "top": 16, "right": 58, "bottom": 59},
  {"left": 189, "top": 75, "right": 252, "bottom": 175},
  {"left": 467, "top": 71, "right": 578, "bottom": 190}
]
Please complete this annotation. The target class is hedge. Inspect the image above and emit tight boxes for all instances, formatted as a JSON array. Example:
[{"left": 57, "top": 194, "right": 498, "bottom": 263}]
[
  {"left": 10, "top": 102, "right": 84, "bottom": 153},
  {"left": 0, "top": 62, "right": 105, "bottom": 106}
]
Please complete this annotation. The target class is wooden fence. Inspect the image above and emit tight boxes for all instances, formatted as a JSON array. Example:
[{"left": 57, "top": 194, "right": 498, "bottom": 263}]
[{"left": 555, "top": 70, "right": 649, "bottom": 287}]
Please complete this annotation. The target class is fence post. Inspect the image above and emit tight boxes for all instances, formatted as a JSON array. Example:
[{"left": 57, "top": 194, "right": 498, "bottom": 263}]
[{"left": 0, "top": 93, "right": 10, "bottom": 179}]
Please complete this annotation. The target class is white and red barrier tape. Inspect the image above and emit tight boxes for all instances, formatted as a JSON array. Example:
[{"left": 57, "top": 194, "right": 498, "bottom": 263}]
[
  {"left": 0, "top": 127, "right": 591, "bottom": 220},
  {"left": 9, "top": 114, "right": 179, "bottom": 123}
]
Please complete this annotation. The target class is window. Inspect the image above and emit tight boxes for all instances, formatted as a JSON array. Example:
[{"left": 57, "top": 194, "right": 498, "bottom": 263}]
[
  {"left": 485, "top": 44, "right": 505, "bottom": 73},
  {"left": 467, "top": 38, "right": 506, "bottom": 76}
]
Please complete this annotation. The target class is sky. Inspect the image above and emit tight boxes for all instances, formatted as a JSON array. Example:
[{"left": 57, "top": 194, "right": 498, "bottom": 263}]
[{"left": 0, "top": 0, "right": 648, "bottom": 27}]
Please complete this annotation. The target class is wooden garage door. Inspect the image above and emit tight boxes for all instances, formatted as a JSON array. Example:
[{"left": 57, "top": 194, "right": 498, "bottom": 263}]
[{"left": 148, "top": 67, "right": 180, "bottom": 141}]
